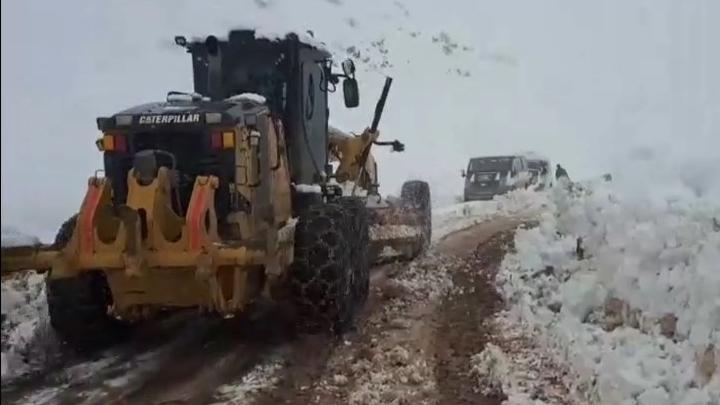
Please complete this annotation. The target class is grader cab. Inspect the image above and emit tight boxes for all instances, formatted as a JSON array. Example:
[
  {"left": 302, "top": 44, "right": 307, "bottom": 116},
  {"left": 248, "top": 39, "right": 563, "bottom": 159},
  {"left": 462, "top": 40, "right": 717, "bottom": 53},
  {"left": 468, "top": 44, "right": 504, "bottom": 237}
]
[{"left": 1, "top": 30, "right": 431, "bottom": 350}]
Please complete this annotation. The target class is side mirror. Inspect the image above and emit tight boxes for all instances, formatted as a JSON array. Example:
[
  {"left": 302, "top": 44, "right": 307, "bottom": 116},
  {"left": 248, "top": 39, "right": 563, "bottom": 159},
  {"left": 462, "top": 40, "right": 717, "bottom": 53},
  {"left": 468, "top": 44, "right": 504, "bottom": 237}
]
[
  {"left": 461, "top": 169, "right": 466, "bottom": 178},
  {"left": 342, "top": 59, "right": 356, "bottom": 77},
  {"left": 174, "top": 36, "right": 187, "bottom": 47},
  {"left": 343, "top": 78, "right": 359, "bottom": 108}
]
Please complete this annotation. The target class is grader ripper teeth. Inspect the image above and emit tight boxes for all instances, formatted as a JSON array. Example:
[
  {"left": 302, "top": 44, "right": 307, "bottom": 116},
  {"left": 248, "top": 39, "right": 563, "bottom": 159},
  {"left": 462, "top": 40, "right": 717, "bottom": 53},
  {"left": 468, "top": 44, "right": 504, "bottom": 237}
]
[{"left": 1, "top": 167, "right": 291, "bottom": 316}]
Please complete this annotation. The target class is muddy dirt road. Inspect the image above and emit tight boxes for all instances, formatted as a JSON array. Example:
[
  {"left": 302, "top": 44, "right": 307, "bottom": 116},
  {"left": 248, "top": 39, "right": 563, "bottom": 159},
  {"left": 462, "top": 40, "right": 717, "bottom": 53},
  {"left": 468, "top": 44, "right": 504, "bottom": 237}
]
[{"left": 2, "top": 218, "right": 531, "bottom": 405}]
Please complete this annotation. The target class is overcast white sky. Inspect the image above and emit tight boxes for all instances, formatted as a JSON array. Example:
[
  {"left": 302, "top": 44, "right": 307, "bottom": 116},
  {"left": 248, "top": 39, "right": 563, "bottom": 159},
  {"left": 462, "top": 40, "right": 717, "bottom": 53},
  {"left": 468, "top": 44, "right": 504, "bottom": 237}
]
[{"left": 2, "top": 0, "right": 718, "bottom": 239}]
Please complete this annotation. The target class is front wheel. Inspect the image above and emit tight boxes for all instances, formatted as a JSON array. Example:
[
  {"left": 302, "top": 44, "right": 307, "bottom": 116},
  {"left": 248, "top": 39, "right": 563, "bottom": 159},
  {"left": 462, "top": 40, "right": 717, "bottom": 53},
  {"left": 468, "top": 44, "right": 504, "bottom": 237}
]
[{"left": 46, "top": 215, "right": 131, "bottom": 352}]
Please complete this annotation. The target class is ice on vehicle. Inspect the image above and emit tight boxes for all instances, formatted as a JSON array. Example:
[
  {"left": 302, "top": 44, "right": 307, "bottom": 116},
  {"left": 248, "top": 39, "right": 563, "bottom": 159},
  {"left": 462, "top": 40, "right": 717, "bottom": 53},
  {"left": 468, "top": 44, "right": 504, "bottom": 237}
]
[{"left": 226, "top": 93, "right": 267, "bottom": 104}]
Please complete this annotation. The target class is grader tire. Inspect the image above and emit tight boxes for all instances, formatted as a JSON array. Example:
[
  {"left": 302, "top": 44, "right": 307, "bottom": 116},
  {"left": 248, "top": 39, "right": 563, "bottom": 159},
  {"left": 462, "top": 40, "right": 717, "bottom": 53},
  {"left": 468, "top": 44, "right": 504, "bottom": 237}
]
[
  {"left": 401, "top": 180, "right": 432, "bottom": 255},
  {"left": 46, "top": 215, "right": 129, "bottom": 352},
  {"left": 339, "top": 197, "right": 370, "bottom": 309},
  {"left": 290, "top": 202, "right": 357, "bottom": 334}
]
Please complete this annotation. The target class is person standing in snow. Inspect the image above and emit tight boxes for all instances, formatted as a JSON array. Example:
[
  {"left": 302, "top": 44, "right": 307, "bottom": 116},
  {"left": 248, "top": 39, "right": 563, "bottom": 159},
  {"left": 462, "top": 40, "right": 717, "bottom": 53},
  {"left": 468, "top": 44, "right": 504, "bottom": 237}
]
[{"left": 555, "top": 164, "right": 569, "bottom": 181}]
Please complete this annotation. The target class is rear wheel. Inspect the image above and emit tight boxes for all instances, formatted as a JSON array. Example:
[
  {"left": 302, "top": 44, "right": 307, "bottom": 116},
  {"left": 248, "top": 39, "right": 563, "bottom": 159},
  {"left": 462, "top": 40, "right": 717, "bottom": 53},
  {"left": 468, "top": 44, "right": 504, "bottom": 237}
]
[
  {"left": 401, "top": 180, "right": 432, "bottom": 254},
  {"left": 46, "top": 215, "right": 130, "bottom": 352},
  {"left": 290, "top": 202, "right": 357, "bottom": 334}
]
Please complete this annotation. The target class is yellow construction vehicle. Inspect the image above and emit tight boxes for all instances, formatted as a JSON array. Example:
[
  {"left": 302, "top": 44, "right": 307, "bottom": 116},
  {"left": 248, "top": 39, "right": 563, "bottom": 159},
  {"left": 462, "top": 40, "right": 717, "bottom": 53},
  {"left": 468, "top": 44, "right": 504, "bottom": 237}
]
[{"left": 1, "top": 30, "right": 431, "bottom": 351}]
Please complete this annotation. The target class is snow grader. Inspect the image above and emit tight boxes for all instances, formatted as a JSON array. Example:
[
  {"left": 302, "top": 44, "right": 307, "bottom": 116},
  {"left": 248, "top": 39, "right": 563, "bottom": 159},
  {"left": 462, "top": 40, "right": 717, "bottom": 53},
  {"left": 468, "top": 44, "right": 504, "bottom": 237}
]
[{"left": 0, "top": 30, "right": 431, "bottom": 350}]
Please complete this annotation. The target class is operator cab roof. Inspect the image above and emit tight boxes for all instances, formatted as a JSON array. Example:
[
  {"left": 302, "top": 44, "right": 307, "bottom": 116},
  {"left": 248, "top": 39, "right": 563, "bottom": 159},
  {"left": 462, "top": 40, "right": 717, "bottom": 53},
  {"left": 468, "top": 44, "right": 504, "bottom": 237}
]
[{"left": 97, "top": 29, "right": 331, "bottom": 132}]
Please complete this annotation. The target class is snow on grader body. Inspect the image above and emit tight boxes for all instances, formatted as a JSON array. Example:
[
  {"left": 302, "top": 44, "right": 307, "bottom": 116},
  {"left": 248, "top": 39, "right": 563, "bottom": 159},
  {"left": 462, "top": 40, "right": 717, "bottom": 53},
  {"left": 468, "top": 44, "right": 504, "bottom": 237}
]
[{"left": 0, "top": 30, "right": 430, "bottom": 350}]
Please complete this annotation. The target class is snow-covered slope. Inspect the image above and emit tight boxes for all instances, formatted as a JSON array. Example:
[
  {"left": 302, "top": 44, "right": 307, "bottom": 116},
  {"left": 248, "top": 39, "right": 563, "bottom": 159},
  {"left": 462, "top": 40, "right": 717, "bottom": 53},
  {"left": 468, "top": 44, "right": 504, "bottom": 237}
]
[
  {"left": 498, "top": 181, "right": 720, "bottom": 404},
  {"left": 3, "top": 0, "right": 718, "bottom": 237}
]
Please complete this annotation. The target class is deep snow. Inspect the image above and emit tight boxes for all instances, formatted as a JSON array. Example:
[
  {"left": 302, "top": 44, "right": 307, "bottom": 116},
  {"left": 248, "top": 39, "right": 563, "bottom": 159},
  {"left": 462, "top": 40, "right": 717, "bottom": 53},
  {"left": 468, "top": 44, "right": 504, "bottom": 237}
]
[{"left": 497, "top": 180, "right": 720, "bottom": 404}]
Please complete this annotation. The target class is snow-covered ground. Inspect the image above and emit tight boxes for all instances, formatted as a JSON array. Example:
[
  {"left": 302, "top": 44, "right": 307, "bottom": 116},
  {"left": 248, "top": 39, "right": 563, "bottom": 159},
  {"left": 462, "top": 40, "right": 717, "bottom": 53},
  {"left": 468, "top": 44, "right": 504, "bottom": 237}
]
[
  {"left": 2, "top": 182, "right": 718, "bottom": 405},
  {"left": 497, "top": 180, "right": 720, "bottom": 404},
  {"left": 1, "top": 228, "right": 52, "bottom": 379},
  {"left": 432, "top": 188, "right": 550, "bottom": 241},
  {"left": 1, "top": 273, "right": 55, "bottom": 380}
]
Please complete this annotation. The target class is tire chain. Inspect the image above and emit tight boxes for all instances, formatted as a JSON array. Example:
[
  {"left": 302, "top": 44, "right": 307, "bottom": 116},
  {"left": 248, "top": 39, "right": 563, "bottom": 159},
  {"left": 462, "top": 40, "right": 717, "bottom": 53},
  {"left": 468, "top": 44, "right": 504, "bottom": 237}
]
[{"left": 290, "top": 202, "right": 356, "bottom": 333}]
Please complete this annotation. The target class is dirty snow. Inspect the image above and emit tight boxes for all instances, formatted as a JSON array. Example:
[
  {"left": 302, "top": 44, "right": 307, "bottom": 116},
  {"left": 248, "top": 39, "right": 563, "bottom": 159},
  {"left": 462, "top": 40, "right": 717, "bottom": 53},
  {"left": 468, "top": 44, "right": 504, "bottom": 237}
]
[
  {"left": 345, "top": 253, "right": 454, "bottom": 404},
  {"left": 347, "top": 342, "right": 436, "bottom": 405},
  {"left": 1, "top": 273, "right": 54, "bottom": 380},
  {"left": 471, "top": 343, "right": 514, "bottom": 396},
  {"left": 369, "top": 224, "right": 422, "bottom": 241},
  {"left": 471, "top": 313, "right": 584, "bottom": 405},
  {"left": 1, "top": 228, "right": 52, "bottom": 380},
  {"left": 211, "top": 353, "right": 284, "bottom": 404},
  {"left": 497, "top": 181, "right": 720, "bottom": 404}
]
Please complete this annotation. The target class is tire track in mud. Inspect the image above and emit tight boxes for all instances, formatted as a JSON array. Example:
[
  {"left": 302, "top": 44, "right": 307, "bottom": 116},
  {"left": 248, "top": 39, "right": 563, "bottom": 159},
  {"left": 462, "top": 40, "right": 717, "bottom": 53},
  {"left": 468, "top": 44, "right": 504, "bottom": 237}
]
[
  {"left": 1, "top": 312, "right": 211, "bottom": 404},
  {"left": 249, "top": 262, "right": 404, "bottom": 405},
  {"left": 248, "top": 219, "right": 520, "bottom": 405},
  {"left": 1, "top": 306, "right": 296, "bottom": 405},
  {"left": 432, "top": 230, "right": 516, "bottom": 405}
]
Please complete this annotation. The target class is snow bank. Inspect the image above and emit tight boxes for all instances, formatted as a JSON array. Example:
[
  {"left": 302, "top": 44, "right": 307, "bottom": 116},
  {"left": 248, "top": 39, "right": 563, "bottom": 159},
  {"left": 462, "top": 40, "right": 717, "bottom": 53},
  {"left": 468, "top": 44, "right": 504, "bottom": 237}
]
[
  {"left": 432, "top": 188, "right": 551, "bottom": 241},
  {"left": 498, "top": 181, "right": 720, "bottom": 404},
  {"left": 1, "top": 228, "right": 56, "bottom": 380},
  {"left": 1, "top": 273, "right": 54, "bottom": 380},
  {"left": 369, "top": 225, "right": 421, "bottom": 241}
]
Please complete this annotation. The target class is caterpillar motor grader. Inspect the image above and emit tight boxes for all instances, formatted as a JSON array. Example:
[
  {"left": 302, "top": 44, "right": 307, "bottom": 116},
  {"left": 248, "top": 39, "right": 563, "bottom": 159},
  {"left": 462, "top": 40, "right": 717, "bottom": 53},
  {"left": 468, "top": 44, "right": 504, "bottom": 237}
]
[{"left": 1, "top": 30, "right": 431, "bottom": 350}]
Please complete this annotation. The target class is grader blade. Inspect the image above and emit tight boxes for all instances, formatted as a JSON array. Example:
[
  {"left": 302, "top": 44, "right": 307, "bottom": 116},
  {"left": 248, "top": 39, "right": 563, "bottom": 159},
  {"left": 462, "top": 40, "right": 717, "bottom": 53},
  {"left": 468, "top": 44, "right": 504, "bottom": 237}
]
[
  {"left": 366, "top": 199, "right": 428, "bottom": 263},
  {"left": 1, "top": 244, "right": 57, "bottom": 276}
]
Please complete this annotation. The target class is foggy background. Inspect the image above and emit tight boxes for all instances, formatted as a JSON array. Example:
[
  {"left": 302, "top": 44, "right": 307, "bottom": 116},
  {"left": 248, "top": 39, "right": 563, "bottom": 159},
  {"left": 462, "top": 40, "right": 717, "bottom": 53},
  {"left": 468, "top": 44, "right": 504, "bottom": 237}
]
[{"left": 2, "top": 0, "right": 718, "bottom": 240}]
